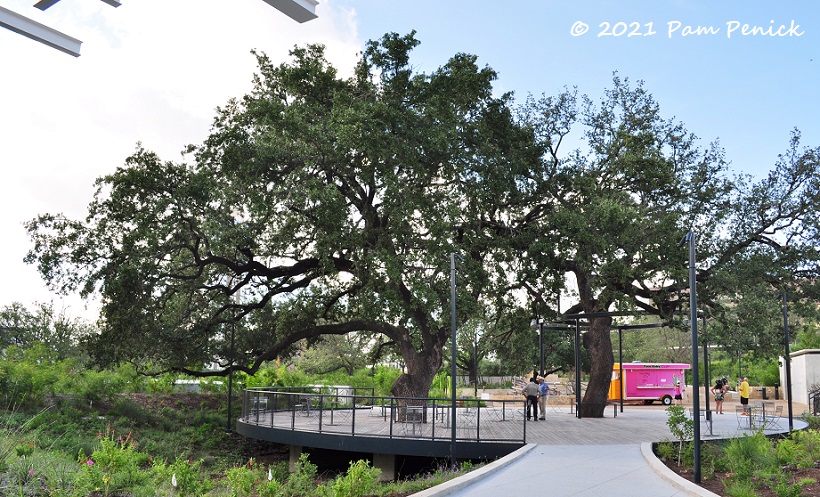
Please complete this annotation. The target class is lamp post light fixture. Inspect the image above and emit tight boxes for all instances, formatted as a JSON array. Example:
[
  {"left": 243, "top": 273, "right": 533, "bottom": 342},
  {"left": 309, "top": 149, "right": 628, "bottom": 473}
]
[
  {"left": 531, "top": 319, "right": 545, "bottom": 378},
  {"left": 679, "top": 230, "right": 701, "bottom": 483}
]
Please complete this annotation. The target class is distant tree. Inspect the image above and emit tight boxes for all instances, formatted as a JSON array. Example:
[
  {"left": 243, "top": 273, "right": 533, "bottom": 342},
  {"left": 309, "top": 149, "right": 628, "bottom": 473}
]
[
  {"left": 0, "top": 301, "right": 90, "bottom": 359},
  {"left": 792, "top": 324, "right": 820, "bottom": 351},
  {"left": 0, "top": 302, "right": 31, "bottom": 349},
  {"left": 484, "top": 310, "right": 581, "bottom": 377},
  {"left": 294, "top": 334, "right": 371, "bottom": 377},
  {"left": 620, "top": 326, "right": 690, "bottom": 364}
]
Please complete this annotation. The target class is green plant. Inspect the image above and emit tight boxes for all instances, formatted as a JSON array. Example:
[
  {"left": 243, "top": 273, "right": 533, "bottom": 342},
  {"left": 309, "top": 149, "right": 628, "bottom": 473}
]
[
  {"left": 372, "top": 367, "right": 401, "bottom": 397},
  {"left": 724, "top": 479, "right": 759, "bottom": 497},
  {"left": 75, "top": 426, "right": 150, "bottom": 496},
  {"left": 774, "top": 474, "right": 803, "bottom": 497},
  {"left": 725, "top": 432, "right": 778, "bottom": 480},
  {"left": 700, "top": 440, "right": 729, "bottom": 478},
  {"left": 11, "top": 440, "right": 36, "bottom": 497},
  {"left": 328, "top": 459, "right": 382, "bottom": 497},
  {"left": 152, "top": 456, "right": 212, "bottom": 496},
  {"left": 665, "top": 406, "right": 693, "bottom": 465},
  {"left": 800, "top": 412, "right": 820, "bottom": 430},
  {"left": 373, "top": 463, "right": 478, "bottom": 496},
  {"left": 280, "top": 453, "right": 318, "bottom": 497},
  {"left": 29, "top": 452, "right": 80, "bottom": 497},
  {"left": 258, "top": 477, "right": 284, "bottom": 497},
  {"left": 777, "top": 437, "right": 812, "bottom": 468},
  {"left": 226, "top": 463, "right": 257, "bottom": 497},
  {"left": 655, "top": 441, "right": 676, "bottom": 462}
]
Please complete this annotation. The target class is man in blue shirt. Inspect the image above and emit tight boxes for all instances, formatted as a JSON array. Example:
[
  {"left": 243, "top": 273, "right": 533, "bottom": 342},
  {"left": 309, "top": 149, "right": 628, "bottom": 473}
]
[{"left": 537, "top": 377, "right": 550, "bottom": 420}]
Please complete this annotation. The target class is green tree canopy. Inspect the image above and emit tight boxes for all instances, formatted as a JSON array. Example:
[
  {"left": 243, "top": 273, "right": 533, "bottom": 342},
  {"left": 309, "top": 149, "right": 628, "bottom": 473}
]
[
  {"left": 25, "top": 34, "right": 820, "bottom": 413},
  {"left": 0, "top": 301, "right": 92, "bottom": 360},
  {"left": 510, "top": 77, "right": 820, "bottom": 415},
  {"left": 25, "top": 32, "right": 540, "bottom": 399}
]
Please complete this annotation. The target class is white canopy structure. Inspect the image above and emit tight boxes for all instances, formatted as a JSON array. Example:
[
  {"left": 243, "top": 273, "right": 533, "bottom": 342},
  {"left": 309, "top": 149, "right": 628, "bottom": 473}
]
[{"left": 0, "top": 0, "right": 317, "bottom": 57}]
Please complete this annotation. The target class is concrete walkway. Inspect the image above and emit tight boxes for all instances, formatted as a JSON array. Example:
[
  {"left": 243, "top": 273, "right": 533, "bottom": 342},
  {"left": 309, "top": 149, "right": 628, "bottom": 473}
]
[{"left": 411, "top": 401, "right": 808, "bottom": 497}]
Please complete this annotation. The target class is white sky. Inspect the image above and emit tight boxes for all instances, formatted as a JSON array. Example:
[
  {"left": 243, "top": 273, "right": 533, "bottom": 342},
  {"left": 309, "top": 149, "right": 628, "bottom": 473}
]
[
  {"left": 1, "top": 0, "right": 361, "bottom": 319},
  {"left": 1, "top": 0, "right": 818, "bottom": 321}
]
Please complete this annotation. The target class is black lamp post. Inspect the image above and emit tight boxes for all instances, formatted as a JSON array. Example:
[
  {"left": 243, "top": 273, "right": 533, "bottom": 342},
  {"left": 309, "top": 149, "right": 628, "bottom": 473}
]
[
  {"left": 679, "top": 230, "right": 701, "bottom": 483},
  {"left": 702, "top": 315, "right": 711, "bottom": 424},
  {"left": 783, "top": 290, "right": 794, "bottom": 431},
  {"left": 473, "top": 338, "right": 479, "bottom": 398},
  {"left": 450, "top": 253, "right": 464, "bottom": 468},
  {"left": 226, "top": 316, "right": 236, "bottom": 434},
  {"left": 226, "top": 280, "right": 240, "bottom": 434}
]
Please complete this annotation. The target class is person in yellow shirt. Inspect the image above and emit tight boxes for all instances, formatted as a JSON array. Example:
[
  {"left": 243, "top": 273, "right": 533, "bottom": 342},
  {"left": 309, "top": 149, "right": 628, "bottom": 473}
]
[{"left": 739, "top": 377, "right": 750, "bottom": 412}]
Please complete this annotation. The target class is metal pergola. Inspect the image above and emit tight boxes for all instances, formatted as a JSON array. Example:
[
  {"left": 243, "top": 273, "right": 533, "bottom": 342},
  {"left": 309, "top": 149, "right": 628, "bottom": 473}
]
[{"left": 1, "top": 0, "right": 317, "bottom": 57}]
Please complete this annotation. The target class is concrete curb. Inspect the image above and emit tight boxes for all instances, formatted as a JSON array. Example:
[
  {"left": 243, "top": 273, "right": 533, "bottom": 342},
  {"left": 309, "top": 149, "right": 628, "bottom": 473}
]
[
  {"left": 407, "top": 444, "right": 537, "bottom": 497},
  {"left": 640, "top": 442, "right": 721, "bottom": 497}
]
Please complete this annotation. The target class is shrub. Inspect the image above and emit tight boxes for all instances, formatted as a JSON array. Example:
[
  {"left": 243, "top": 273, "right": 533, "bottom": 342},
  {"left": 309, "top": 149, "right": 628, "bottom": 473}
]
[
  {"left": 700, "top": 440, "right": 729, "bottom": 477},
  {"left": 801, "top": 412, "right": 820, "bottom": 430},
  {"left": 328, "top": 460, "right": 382, "bottom": 497},
  {"left": 774, "top": 475, "right": 803, "bottom": 497},
  {"left": 75, "top": 426, "right": 150, "bottom": 495},
  {"left": 225, "top": 464, "right": 257, "bottom": 497},
  {"left": 655, "top": 441, "right": 676, "bottom": 462},
  {"left": 151, "top": 456, "right": 212, "bottom": 496},
  {"left": 665, "top": 405, "right": 693, "bottom": 465},
  {"left": 778, "top": 430, "right": 820, "bottom": 469},
  {"left": 724, "top": 479, "right": 759, "bottom": 497},
  {"left": 725, "top": 432, "right": 777, "bottom": 479},
  {"left": 281, "top": 453, "right": 318, "bottom": 497}
]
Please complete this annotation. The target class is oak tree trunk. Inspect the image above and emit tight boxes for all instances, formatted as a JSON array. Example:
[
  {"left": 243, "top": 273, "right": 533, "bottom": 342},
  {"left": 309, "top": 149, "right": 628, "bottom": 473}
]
[{"left": 579, "top": 316, "right": 614, "bottom": 417}]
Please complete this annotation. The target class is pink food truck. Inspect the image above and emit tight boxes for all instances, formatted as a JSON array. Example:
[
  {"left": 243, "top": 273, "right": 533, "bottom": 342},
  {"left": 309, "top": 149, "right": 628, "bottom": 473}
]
[{"left": 608, "top": 362, "right": 691, "bottom": 405}]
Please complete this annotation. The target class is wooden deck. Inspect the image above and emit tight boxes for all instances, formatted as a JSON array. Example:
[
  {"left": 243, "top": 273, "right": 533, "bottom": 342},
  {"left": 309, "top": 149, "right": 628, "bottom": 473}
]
[
  {"left": 241, "top": 404, "right": 528, "bottom": 443},
  {"left": 238, "top": 389, "right": 806, "bottom": 462},
  {"left": 240, "top": 400, "right": 804, "bottom": 447}
]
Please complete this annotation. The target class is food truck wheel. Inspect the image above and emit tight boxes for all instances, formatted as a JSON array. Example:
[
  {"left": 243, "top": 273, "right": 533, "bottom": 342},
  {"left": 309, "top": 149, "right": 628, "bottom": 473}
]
[{"left": 661, "top": 395, "right": 672, "bottom": 406}]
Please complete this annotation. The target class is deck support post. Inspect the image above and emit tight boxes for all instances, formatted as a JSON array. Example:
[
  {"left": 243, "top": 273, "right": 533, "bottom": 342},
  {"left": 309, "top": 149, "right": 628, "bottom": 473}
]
[
  {"left": 373, "top": 452, "right": 396, "bottom": 481},
  {"left": 288, "top": 445, "right": 303, "bottom": 472}
]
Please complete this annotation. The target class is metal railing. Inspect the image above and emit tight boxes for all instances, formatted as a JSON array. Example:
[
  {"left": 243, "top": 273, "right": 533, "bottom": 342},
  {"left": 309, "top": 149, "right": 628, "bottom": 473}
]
[
  {"left": 809, "top": 387, "right": 820, "bottom": 416},
  {"left": 240, "top": 388, "right": 527, "bottom": 444}
]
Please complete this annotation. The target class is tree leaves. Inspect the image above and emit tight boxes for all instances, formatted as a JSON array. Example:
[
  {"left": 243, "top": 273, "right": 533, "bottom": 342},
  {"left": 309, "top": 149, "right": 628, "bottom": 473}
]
[{"left": 23, "top": 36, "right": 820, "bottom": 405}]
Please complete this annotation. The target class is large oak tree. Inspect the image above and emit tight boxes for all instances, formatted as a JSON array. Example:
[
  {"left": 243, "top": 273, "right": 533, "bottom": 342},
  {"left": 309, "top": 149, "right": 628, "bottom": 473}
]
[
  {"left": 25, "top": 32, "right": 540, "bottom": 400},
  {"left": 515, "top": 79, "right": 820, "bottom": 416}
]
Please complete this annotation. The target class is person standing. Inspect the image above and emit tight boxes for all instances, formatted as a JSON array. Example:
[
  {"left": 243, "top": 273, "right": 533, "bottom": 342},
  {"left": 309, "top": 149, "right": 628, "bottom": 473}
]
[
  {"left": 537, "top": 377, "right": 550, "bottom": 420},
  {"left": 739, "top": 377, "right": 750, "bottom": 412},
  {"left": 673, "top": 381, "right": 683, "bottom": 405},
  {"left": 711, "top": 378, "right": 727, "bottom": 414},
  {"left": 523, "top": 377, "right": 540, "bottom": 421}
]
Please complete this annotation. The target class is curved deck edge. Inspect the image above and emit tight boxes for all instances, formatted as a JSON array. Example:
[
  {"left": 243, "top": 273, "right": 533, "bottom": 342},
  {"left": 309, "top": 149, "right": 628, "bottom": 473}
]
[{"left": 236, "top": 419, "right": 523, "bottom": 460}]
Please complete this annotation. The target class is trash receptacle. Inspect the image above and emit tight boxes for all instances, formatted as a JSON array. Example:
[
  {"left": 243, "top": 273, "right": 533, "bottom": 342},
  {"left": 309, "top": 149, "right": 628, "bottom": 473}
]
[{"left": 761, "top": 387, "right": 767, "bottom": 400}]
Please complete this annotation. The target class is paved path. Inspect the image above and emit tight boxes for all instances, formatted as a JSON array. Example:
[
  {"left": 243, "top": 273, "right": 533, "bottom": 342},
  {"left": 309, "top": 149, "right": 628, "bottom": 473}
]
[{"left": 412, "top": 401, "right": 808, "bottom": 497}]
